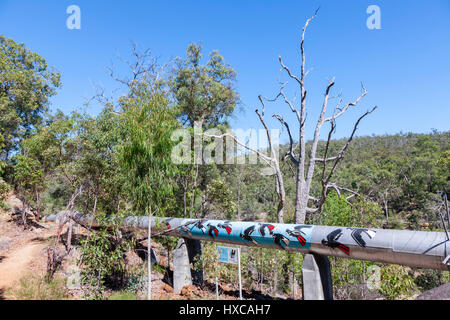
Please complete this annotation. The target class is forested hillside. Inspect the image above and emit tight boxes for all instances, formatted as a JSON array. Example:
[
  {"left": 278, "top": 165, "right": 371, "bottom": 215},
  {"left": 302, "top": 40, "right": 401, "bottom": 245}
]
[{"left": 226, "top": 131, "right": 450, "bottom": 230}]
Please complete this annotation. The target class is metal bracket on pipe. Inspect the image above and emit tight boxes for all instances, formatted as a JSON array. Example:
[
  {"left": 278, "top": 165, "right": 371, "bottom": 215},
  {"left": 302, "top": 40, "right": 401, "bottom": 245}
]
[{"left": 443, "top": 255, "right": 450, "bottom": 266}]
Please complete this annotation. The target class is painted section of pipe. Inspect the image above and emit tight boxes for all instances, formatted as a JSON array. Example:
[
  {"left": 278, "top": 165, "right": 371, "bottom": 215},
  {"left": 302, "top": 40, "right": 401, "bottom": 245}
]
[{"left": 46, "top": 212, "right": 450, "bottom": 271}]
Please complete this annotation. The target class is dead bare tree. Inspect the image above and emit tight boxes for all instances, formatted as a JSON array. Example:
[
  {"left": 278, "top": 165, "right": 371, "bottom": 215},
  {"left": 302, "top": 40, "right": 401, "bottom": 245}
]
[
  {"left": 203, "top": 10, "right": 376, "bottom": 225},
  {"left": 201, "top": 104, "right": 286, "bottom": 223},
  {"left": 273, "top": 10, "right": 377, "bottom": 224}
]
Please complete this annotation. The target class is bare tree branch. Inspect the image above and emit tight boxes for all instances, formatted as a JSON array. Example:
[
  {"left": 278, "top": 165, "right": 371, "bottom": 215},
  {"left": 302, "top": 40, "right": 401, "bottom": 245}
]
[
  {"left": 314, "top": 106, "right": 378, "bottom": 215},
  {"left": 279, "top": 57, "right": 302, "bottom": 86},
  {"left": 323, "top": 106, "right": 378, "bottom": 184},
  {"left": 324, "top": 83, "right": 368, "bottom": 122},
  {"left": 273, "top": 113, "right": 299, "bottom": 167},
  {"left": 304, "top": 78, "right": 335, "bottom": 192}
]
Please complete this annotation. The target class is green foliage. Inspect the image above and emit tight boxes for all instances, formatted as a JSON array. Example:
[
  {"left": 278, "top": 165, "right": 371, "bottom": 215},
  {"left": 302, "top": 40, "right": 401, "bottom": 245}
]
[
  {"left": 321, "top": 191, "right": 354, "bottom": 226},
  {"left": 0, "top": 36, "right": 61, "bottom": 165},
  {"left": 171, "top": 43, "right": 239, "bottom": 128},
  {"left": 386, "top": 215, "right": 406, "bottom": 230},
  {"left": 152, "top": 264, "right": 166, "bottom": 275},
  {"left": 378, "top": 265, "right": 416, "bottom": 300},
  {"left": 205, "top": 177, "right": 237, "bottom": 219},
  {"left": 11, "top": 274, "right": 68, "bottom": 300},
  {"left": 330, "top": 258, "right": 377, "bottom": 299},
  {"left": 320, "top": 192, "right": 383, "bottom": 229},
  {"left": 221, "top": 161, "right": 279, "bottom": 221},
  {"left": 331, "top": 132, "right": 449, "bottom": 231},
  {"left": 0, "top": 135, "right": 5, "bottom": 177},
  {"left": 13, "top": 154, "right": 43, "bottom": 219},
  {"left": 194, "top": 242, "right": 235, "bottom": 282},
  {"left": 414, "top": 269, "right": 448, "bottom": 292},
  {"left": 170, "top": 43, "right": 240, "bottom": 219},
  {"left": 123, "top": 269, "right": 147, "bottom": 294},
  {"left": 13, "top": 154, "right": 43, "bottom": 191},
  {"left": 119, "top": 80, "right": 179, "bottom": 217},
  {"left": 78, "top": 211, "right": 135, "bottom": 300},
  {"left": 438, "top": 150, "right": 450, "bottom": 172},
  {"left": 239, "top": 248, "right": 302, "bottom": 295},
  {"left": 0, "top": 181, "right": 11, "bottom": 210},
  {"left": 76, "top": 107, "right": 125, "bottom": 214}
]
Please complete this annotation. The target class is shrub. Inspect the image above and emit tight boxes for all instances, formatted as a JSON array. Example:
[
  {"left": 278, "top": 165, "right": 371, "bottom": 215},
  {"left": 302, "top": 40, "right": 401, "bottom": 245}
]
[
  {"left": 0, "top": 182, "right": 11, "bottom": 212},
  {"left": 415, "top": 269, "right": 449, "bottom": 292},
  {"left": 194, "top": 242, "right": 233, "bottom": 282},
  {"left": 124, "top": 269, "right": 146, "bottom": 293},
  {"left": 378, "top": 265, "right": 416, "bottom": 300},
  {"left": 78, "top": 211, "right": 135, "bottom": 300}
]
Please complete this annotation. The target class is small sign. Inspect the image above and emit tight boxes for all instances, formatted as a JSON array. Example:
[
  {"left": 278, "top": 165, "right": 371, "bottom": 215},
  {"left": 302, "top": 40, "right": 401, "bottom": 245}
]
[{"left": 217, "top": 246, "right": 238, "bottom": 265}]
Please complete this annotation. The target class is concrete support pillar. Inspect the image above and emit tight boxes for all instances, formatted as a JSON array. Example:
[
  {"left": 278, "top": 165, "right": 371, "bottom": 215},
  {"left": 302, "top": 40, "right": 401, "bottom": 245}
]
[
  {"left": 302, "top": 253, "right": 333, "bottom": 300},
  {"left": 173, "top": 238, "right": 202, "bottom": 293}
]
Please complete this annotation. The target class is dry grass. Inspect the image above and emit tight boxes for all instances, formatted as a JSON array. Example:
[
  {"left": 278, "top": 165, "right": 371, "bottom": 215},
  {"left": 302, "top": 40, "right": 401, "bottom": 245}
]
[{"left": 8, "top": 274, "right": 69, "bottom": 300}]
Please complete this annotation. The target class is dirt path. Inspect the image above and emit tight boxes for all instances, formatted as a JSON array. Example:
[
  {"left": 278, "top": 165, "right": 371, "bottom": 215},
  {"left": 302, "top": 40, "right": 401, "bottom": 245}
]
[
  {"left": 0, "top": 207, "right": 58, "bottom": 300},
  {"left": 0, "top": 242, "right": 47, "bottom": 297}
]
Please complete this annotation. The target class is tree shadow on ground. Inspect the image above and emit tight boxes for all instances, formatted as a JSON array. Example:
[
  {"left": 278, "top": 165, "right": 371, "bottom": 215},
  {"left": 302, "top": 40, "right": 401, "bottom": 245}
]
[
  {"left": 200, "top": 280, "right": 290, "bottom": 300},
  {"left": 161, "top": 267, "right": 173, "bottom": 286}
]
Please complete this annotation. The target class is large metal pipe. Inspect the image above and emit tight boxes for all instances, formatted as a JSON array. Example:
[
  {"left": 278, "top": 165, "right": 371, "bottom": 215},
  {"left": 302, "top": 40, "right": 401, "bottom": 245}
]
[{"left": 46, "top": 213, "right": 450, "bottom": 271}]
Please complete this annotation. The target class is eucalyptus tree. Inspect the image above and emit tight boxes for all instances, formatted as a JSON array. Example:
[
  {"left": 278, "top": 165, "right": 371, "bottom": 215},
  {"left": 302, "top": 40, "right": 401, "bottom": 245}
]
[
  {"left": 76, "top": 107, "right": 124, "bottom": 215},
  {"left": 119, "top": 77, "right": 179, "bottom": 299},
  {"left": 171, "top": 43, "right": 239, "bottom": 129},
  {"left": 21, "top": 110, "right": 82, "bottom": 219},
  {"left": 13, "top": 154, "right": 43, "bottom": 227},
  {"left": 0, "top": 36, "right": 61, "bottom": 167},
  {"left": 170, "top": 43, "right": 240, "bottom": 218}
]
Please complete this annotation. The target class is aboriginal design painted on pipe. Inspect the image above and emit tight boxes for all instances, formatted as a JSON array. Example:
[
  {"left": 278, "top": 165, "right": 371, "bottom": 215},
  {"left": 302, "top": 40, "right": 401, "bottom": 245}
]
[
  {"left": 321, "top": 229, "right": 350, "bottom": 255},
  {"left": 172, "top": 219, "right": 314, "bottom": 250},
  {"left": 321, "top": 228, "right": 377, "bottom": 255}
]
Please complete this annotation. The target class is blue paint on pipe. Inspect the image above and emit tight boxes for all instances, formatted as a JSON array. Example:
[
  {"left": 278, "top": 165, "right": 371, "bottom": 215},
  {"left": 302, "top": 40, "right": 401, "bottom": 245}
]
[{"left": 177, "top": 219, "right": 313, "bottom": 250}]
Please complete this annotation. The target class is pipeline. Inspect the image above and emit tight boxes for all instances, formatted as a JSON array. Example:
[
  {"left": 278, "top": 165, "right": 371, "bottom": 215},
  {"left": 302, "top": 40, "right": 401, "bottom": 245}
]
[{"left": 46, "top": 212, "right": 450, "bottom": 271}]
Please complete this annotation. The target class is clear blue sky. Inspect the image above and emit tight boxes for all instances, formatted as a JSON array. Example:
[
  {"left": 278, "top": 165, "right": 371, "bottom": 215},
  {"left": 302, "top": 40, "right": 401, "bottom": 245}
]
[{"left": 1, "top": 0, "right": 449, "bottom": 142}]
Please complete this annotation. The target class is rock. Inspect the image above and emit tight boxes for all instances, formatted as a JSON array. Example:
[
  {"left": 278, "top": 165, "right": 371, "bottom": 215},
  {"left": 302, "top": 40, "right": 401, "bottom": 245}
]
[
  {"left": 124, "top": 251, "right": 143, "bottom": 268},
  {"left": 5, "top": 193, "right": 23, "bottom": 212},
  {"left": 219, "top": 283, "right": 232, "bottom": 293},
  {"left": 163, "top": 284, "right": 173, "bottom": 293},
  {"left": 181, "top": 285, "right": 195, "bottom": 297},
  {"left": 193, "top": 286, "right": 205, "bottom": 296},
  {"left": 416, "top": 282, "right": 450, "bottom": 300}
]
